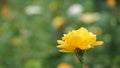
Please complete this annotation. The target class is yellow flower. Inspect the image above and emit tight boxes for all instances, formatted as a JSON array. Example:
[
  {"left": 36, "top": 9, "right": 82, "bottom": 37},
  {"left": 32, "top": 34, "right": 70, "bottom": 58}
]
[
  {"left": 53, "top": 16, "right": 65, "bottom": 28},
  {"left": 107, "top": 0, "right": 116, "bottom": 7},
  {"left": 57, "top": 62, "right": 73, "bottom": 68},
  {"left": 57, "top": 27, "right": 103, "bottom": 52},
  {"left": 10, "top": 37, "right": 22, "bottom": 46},
  {"left": 49, "top": 2, "right": 58, "bottom": 12}
]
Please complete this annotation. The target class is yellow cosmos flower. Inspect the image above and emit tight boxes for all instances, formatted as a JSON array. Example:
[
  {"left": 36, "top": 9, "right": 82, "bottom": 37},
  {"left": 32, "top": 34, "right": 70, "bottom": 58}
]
[{"left": 57, "top": 27, "right": 103, "bottom": 52}]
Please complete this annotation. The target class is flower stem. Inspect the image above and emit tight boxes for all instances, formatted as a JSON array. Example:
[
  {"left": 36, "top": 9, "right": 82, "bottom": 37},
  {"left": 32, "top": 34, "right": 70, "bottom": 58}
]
[
  {"left": 75, "top": 48, "right": 85, "bottom": 68},
  {"left": 82, "top": 62, "right": 84, "bottom": 68}
]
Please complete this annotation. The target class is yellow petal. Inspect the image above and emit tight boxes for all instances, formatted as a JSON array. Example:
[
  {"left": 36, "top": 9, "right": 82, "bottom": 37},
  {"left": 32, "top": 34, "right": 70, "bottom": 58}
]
[
  {"left": 57, "top": 40, "right": 64, "bottom": 44},
  {"left": 57, "top": 45, "right": 69, "bottom": 48},
  {"left": 59, "top": 49, "right": 74, "bottom": 52},
  {"left": 78, "top": 45, "right": 89, "bottom": 50},
  {"left": 57, "top": 27, "right": 104, "bottom": 52},
  {"left": 79, "top": 27, "right": 88, "bottom": 32},
  {"left": 57, "top": 45, "right": 75, "bottom": 50},
  {"left": 94, "top": 41, "right": 103, "bottom": 46}
]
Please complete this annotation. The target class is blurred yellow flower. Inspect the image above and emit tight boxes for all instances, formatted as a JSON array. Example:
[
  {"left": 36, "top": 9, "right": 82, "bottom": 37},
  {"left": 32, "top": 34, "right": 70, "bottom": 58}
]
[
  {"left": 49, "top": 2, "right": 58, "bottom": 12},
  {"left": 107, "top": 0, "right": 116, "bottom": 7},
  {"left": 57, "top": 62, "right": 73, "bottom": 68},
  {"left": 53, "top": 16, "right": 65, "bottom": 28},
  {"left": 10, "top": 37, "right": 22, "bottom": 46},
  {"left": 57, "top": 27, "right": 103, "bottom": 52}
]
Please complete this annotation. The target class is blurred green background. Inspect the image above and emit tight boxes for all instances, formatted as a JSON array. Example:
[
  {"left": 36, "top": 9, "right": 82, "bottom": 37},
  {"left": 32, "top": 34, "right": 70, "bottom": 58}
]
[{"left": 0, "top": 0, "right": 120, "bottom": 68}]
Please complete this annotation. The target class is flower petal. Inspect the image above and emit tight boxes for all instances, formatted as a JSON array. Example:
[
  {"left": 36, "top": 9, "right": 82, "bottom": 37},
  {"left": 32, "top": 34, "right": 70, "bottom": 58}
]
[
  {"left": 59, "top": 49, "right": 74, "bottom": 52},
  {"left": 57, "top": 45, "right": 76, "bottom": 50},
  {"left": 57, "top": 40, "right": 64, "bottom": 44},
  {"left": 57, "top": 27, "right": 104, "bottom": 52},
  {"left": 94, "top": 41, "right": 103, "bottom": 46}
]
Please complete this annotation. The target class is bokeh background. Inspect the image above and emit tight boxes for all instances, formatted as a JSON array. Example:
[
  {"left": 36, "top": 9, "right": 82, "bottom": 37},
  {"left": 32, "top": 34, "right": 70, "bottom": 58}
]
[{"left": 0, "top": 0, "right": 120, "bottom": 68}]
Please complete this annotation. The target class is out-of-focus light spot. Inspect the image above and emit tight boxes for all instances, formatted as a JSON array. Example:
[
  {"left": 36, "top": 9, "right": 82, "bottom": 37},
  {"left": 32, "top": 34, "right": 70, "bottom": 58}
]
[
  {"left": 67, "top": 4, "right": 83, "bottom": 16},
  {"left": 106, "top": 0, "right": 116, "bottom": 7},
  {"left": 1, "top": 6, "right": 12, "bottom": 18},
  {"left": 57, "top": 62, "right": 73, "bottom": 68},
  {"left": 80, "top": 13, "right": 100, "bottom": 24},
  {"left": 25, "top": 5, "right": 42, "bottom": 15},
  {"left": 49, "top": 2, "right": 58, "bottom": 12},
  {"left": 9, "top": 37, "right": 23, "bottom": 46},
  {"left": 52, "top": 16, "right": 65, "bottom": 29}
]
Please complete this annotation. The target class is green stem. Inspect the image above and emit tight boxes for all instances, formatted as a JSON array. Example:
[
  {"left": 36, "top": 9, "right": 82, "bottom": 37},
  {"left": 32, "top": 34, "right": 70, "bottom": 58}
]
[
  {"left": 75, "top": 48, "right": 85, "bottom": 68},
  {"left": 82, "top": 62, "right": 84, "bottom": 68}
]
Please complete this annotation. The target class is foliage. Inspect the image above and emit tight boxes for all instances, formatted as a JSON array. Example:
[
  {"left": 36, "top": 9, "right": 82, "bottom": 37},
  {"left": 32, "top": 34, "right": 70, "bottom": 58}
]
[{"left": 0, "top": 0, "right": 120, "bottom": 68}]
